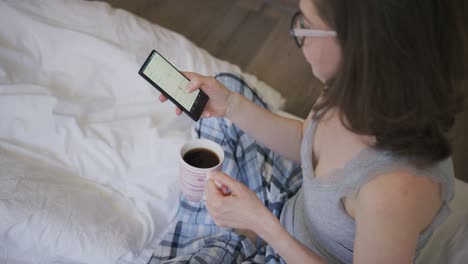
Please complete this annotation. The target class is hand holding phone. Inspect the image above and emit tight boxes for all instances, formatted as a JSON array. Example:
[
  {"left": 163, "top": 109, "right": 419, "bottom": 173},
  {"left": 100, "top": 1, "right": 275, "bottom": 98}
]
[
  {"left": 138, "top": 50, "right": 209, "bottom": 121},
  {"left": 176, "top": 72, "right": 236, "bottom": 119}
]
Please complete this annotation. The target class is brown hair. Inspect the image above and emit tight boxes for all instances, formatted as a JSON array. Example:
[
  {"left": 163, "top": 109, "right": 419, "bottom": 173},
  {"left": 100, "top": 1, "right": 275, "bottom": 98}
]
[{"left": 312, "top": 0, "right": 467, "bottom": 165}]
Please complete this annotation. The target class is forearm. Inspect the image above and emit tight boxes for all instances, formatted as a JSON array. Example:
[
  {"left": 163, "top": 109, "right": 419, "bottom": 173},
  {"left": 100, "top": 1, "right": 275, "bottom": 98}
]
[
  {"left": 226, "top": 93, "right": 303, "bottom": 163},
  {"left": 257, "top": 214, "right": 328, "bottom": 264}
]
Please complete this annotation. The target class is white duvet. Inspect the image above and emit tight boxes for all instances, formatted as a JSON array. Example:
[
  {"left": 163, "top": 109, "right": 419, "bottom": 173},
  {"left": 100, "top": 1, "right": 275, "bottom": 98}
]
[{"left": 0, "top": 1, "right": 284, "bottom": 263}]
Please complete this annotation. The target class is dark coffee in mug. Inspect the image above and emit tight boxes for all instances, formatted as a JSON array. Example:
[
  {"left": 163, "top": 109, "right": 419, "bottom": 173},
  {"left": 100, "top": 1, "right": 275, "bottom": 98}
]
[{"left": 183, "top": 148, "right": 220, "bottom": 169}]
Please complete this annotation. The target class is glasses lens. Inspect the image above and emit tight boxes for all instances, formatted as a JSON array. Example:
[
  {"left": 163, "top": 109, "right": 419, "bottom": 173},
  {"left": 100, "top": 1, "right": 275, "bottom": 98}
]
[
  {"left": 294, "top": 13, "right": 303, "bottom": 30},
  {"left": 291, "top": 11, "right": 305, "bottom": 48}
]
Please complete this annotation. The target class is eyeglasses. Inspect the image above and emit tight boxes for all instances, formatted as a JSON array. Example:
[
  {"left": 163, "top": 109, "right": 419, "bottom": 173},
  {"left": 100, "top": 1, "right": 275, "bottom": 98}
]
[{"left": 290, "top": 11, "right": 337, "bottom": 48}]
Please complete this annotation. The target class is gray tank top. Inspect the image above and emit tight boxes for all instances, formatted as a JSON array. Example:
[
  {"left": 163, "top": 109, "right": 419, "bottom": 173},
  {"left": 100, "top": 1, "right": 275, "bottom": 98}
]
[{"left": 280, "top": 117, "right": 455, "bottom": 263}]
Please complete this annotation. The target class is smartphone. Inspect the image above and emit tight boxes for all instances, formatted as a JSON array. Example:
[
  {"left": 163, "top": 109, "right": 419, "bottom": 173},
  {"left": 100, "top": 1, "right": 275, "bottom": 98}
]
[{"left": 138, "top": 50, "right": 209, "bottom": 121}]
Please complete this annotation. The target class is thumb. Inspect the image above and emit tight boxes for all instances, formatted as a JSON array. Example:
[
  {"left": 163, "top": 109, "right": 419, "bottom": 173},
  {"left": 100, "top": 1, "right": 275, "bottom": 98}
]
[
  {"left": 208, "top": 171, "right": 240, "bottom": 193},
  {"left": 181, "top": 71, "right": 203, "bottom": 93},
  {"left": 181, "top": 71, "right": 198, "bottom": 80},
  {"left": 205, "top": 176, "right": 225, "bottom": 200}
]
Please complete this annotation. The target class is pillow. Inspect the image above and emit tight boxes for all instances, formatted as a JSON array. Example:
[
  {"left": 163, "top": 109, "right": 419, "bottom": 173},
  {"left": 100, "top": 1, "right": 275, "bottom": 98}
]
[
  {"left": 446, "top": 220, "right": 468, "bottom": 263},
  {"left": 416, "top": 179, "right": 468, "bottom": 264}
]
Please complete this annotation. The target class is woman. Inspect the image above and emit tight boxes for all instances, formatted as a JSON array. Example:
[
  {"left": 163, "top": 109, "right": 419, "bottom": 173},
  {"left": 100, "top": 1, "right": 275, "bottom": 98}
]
[{"left": 153, "top": 0, "right": 466, "bottom": 263}]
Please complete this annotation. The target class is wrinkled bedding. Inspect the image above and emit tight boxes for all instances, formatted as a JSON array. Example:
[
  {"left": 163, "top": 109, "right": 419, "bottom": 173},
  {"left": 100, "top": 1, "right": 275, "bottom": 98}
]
[{"left": 0, "top": 1, "right": 284, "bottom": 263}]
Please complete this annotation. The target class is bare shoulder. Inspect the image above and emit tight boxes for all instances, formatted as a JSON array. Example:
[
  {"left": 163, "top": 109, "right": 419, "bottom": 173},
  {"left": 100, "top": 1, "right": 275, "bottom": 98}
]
[
  {"left": 353, "top": 170, "right": 443, "bottom": 262},
  {"left": 356, "top": 170, "right": 442, "bottom": 232}
]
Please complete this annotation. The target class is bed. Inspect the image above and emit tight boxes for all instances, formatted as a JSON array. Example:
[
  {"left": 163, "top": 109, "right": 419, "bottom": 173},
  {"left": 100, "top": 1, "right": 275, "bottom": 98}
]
[{"left": 0, "top": 1, "right": 466, "bottom": 263}]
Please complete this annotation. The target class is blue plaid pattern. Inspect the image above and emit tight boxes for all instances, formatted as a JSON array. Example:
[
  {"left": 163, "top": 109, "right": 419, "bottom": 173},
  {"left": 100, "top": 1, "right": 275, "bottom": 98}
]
[{"left": 150, "top": 73, "right": 303, "bottom": 264}]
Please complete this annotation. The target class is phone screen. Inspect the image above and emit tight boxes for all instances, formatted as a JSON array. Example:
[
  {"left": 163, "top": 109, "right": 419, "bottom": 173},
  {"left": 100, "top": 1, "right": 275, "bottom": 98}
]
[{"left": 142, "top": 52, "right": 199, "bottom": 111}]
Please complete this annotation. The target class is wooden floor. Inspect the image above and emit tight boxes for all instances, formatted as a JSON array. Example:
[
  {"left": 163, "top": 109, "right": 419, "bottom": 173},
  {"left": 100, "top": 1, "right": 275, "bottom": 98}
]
[
  {"left": 98, "top": 0, "right": 320, "bottom": 118},
  {"left": 98, "top": 0, "right": 467, "bottom": 182}
]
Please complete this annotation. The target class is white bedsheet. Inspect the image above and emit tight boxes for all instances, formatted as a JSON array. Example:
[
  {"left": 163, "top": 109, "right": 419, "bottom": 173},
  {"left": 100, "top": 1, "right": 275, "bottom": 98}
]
[{"left": 0, "top": 0, "right": 284, "bottom": 263}]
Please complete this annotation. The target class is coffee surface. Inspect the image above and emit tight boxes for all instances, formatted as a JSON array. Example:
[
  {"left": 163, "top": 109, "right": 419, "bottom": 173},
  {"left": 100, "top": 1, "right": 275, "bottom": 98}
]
[{"left": 183, "top": 148, "right": 220, "bottom": 168}]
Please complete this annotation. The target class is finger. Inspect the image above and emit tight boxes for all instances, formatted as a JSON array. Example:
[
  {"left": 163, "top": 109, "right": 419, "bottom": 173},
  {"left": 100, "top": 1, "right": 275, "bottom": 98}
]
[
  {"left": 181, "top": 72, "right": 199, "bottom": 92},
  {"left": 181, "top": 71, "right": 205, "bottom": 81},
  {"left": 206, "top": 175, "right": 230, "bottom": 195},
  {"left": 159, "top": 94, "right": 168, "bottom": 102},
  {"left": 185, "top": 79, "right": 203, "bottom": 94},
  {"left": 182, "top": 72, "right": 209, "bottom": 93},
  {"left": 176, "top": 108, "right": 182, "bottom": 116},
  {"left": 220, "top": 185, "right": 230, "bottom": 195},
  {"left": 209, "top": 171, "right": 241, "bottom": 193},
  {"left": 181, "top": 71, "right": 198, "bottom": 79},
  {"left": 206, "top": 171, "right": 230, "bottom": 195},
  {"left": 205, "top": 178, "right": 225, "bottom": 201}
]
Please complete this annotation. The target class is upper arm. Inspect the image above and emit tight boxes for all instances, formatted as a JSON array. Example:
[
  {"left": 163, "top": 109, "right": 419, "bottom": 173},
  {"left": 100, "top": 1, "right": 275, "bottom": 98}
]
[{"left": 353, "top": 172, "right": 441, "bottom": 264}]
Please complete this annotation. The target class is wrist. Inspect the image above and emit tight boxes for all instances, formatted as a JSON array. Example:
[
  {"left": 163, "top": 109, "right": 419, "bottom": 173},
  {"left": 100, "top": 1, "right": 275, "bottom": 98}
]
[
  {"left": 254, "top": 210, "right": 282, "bottom": 242},
  {"left": 225, "top": 92, "right": 241, "bottom": 120}
]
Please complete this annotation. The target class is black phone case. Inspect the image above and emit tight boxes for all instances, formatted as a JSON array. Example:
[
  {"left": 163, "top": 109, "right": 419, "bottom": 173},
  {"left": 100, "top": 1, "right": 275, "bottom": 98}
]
[{"left": 138, "top": 50, "right": 209, "bottom": 121}]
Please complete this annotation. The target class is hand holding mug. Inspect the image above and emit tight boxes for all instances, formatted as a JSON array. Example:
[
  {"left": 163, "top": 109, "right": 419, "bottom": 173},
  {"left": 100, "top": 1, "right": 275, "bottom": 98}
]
[{"left": 204, "top": 171, "right": 271, "bottom": 234}]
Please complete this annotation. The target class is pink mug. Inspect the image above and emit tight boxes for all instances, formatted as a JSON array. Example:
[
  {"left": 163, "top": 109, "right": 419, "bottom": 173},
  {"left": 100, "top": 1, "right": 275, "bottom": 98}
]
[{"left": 179, "top": 139, "right": 224, "bottom": 202}]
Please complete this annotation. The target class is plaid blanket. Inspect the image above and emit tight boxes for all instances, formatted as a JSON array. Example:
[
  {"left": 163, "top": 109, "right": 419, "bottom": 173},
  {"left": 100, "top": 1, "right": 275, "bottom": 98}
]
[{"left": 150, "top": 73, "right": 303, "bottom": 264}]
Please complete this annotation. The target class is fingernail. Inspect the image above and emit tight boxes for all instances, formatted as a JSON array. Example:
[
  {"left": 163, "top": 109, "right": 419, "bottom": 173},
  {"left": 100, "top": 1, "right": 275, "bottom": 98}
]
[
  {"left": 186, "top": 82, "right": 194, "bottom": 92},
  {"left": 214, "top": 180, "right": 223, "bottom": 189}
]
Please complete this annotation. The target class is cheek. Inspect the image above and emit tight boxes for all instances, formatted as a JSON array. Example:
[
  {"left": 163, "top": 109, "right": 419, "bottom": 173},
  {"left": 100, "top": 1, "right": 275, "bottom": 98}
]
[{"left": 302, "top": 39, "right": 341, "bottom": 82}]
